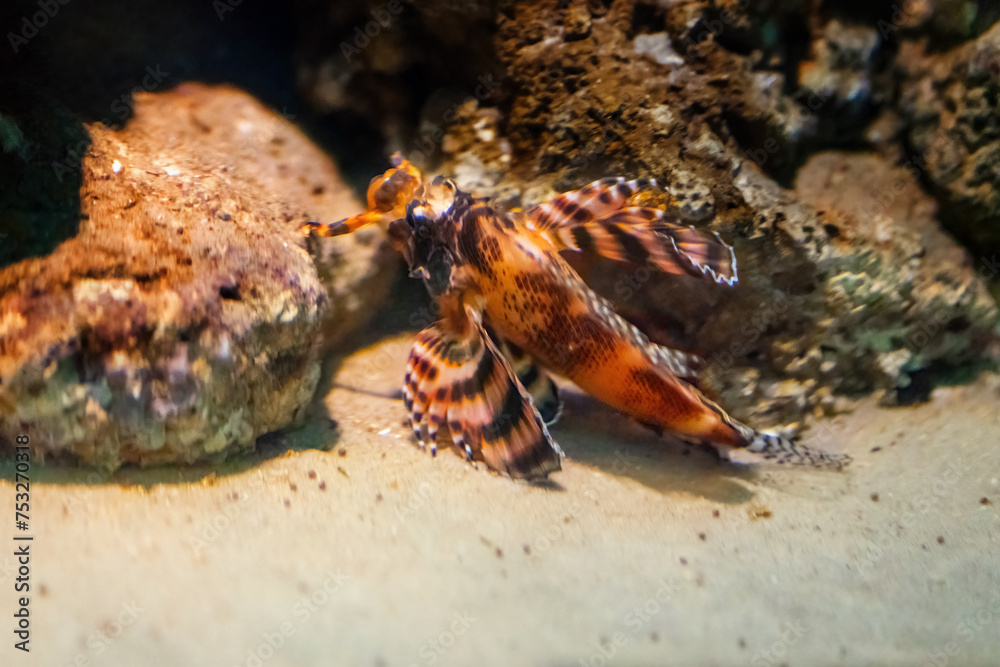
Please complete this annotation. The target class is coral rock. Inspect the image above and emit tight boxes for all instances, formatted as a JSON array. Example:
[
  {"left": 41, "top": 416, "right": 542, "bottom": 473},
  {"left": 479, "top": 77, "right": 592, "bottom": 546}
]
[
  {"left": 899, "top": 21, "right": 1000, "bottom": 254},
  {"left": 0, "top": 84, "right": 394, "bottom": 468}
]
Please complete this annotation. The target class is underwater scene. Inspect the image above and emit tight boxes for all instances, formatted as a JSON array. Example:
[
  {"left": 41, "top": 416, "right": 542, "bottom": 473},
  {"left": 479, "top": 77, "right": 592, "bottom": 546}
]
[{"left": 1, "top": 0, "right": 999, "bottom": 665}]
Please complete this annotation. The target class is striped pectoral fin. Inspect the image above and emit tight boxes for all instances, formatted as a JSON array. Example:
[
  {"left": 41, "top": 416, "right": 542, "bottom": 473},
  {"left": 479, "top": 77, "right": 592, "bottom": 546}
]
[
  {"left": 554, "top": 208, "right": 738, "bottom": 287},
  {"left": 526, "top": 177, "right": 658, "bottom": 231},
  {"left": 496, "top": 339, "right": 562, "bottom": 425},
  {"left": 404, "top": 322, "right": 563, "bottom": 480}
]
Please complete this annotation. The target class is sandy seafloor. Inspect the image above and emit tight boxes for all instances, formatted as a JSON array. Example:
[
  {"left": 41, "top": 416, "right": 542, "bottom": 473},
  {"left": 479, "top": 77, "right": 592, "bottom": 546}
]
[{"left": 1, "top": 333, "right": 998, "bottom": 667}]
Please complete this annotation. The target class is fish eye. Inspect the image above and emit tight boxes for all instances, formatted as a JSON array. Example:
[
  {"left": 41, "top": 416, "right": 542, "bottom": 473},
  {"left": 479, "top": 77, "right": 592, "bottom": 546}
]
[{"left": 406, "top": 203, "right": 437, "bottom": 237}]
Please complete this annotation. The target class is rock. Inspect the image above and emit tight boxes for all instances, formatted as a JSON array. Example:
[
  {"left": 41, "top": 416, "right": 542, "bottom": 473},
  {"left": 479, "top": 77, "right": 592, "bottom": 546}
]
[
  {"left": 898, "top": 21, "right": 1000, "bottom": 254},
  {"left": 293, "top": 0, "right": 502, "bottom": 159},
  {"left": 901, "top": 0, "right": 1000, "bottom": 44},
  {"left": 797, "top": 20, "right": 880, "bottom": 117},
  {"left": 286, "top": 0, "right": 1000, "bottom": 429},
  {"left": 434, "top": 0, "right": 998, "bottom": 426},
  {"left": 568, "top": 152, "right": 995, "bottom": 425},
  {"left": 439, "top": 100, "right": 513, "bottom": 197},
  {"left": 0, "top": 83, "right": 395, "bottom": 468},
  {"left": 792, "top": 152, "right": 997, "bottom": 398}
]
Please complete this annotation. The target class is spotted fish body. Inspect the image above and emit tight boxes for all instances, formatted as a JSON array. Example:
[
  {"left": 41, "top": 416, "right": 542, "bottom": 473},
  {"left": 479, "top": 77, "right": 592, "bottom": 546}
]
[
  {"left": 306, "top": 156, "right": 850, "bottom": 478},
  {"left": 457, "top": 202, "right": 738, "bottom": 449}
]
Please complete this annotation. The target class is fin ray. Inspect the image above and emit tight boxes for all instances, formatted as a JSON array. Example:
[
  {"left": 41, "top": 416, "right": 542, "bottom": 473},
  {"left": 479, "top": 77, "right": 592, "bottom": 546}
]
[
  {"left": 405, "top": 316, "right": 563, "bottom": 479},
  {"left": 728, "top": 421, "right": 851, "bottom": 469},
  {"left": 554, "top": 208, "right": 738, "bottom": 286},
  {"left": 525, "top": 178, "right": 657, "bottom": 231}
]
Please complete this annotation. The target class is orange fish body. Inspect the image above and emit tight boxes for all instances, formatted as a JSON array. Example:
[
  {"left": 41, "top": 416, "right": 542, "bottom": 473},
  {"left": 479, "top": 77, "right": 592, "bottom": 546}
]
[
  {"left": 306, "top": 157, "right": 849, "bottom": 478},
  {"left": 455, "top": 202, "right": 746, "bottom": 449}
]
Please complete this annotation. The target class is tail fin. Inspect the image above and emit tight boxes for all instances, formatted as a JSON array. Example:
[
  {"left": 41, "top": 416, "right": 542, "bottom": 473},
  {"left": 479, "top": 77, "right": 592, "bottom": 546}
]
[{"left": 734, "top": 423, "right": 851, "bottom": 470}]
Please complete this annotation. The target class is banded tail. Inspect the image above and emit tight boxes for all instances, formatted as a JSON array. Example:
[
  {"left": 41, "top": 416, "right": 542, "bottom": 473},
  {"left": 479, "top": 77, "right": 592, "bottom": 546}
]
[
  {"left": 302, "top": 153, "right": 422, "bottom": 238},
  {"left": 731, "top": 421, "right": 851, "bottom": 470}
]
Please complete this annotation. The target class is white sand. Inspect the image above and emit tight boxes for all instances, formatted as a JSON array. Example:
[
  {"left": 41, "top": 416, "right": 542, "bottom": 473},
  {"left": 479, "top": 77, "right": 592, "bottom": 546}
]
[{"left": 2, "top": 335, "right": 998, "bottom": 667}]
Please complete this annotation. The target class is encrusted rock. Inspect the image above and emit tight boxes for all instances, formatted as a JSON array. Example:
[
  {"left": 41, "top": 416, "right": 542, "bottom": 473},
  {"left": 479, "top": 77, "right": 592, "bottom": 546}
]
[
  {"left": 898, "top": 21, "right": 1000, "bottom": 254},
  {"left": 435, "top": 1, "right": 998, "bottom": 426},
  {"left": 439, "top": 100, "right": 513, "bottom": 197},
  {"left": 288, "top": 0, "right": 1000, "bottom": 428},
  {"left": 0, "top": 84, "right": 395, "bottom": 467},
  {"left": 793, "top": 152, "right": 996, "bottom": 394},
  {"left": 665, "top": 168, "right": 716, "bottom": 222},
  {"left": 798, "top": 20, "right": 880, "bottom": 115}
]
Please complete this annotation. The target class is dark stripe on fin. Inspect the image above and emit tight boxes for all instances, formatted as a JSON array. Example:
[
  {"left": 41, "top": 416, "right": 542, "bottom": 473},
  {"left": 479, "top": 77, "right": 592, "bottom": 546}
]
[
  {"left": 603, "top": 219, "right": 651, "bottom": 265},
  {"left": 555, "top": 207, "right": 738, "bottom": 286},
  {"left": 525, "top": 178, "right": 658, "bottom": 231},
  {"left": 496, "top": 337, "right": 563, "bottom": 426},
  {"left": 405, "top": 317, "right": 563, "bottom": 479}
]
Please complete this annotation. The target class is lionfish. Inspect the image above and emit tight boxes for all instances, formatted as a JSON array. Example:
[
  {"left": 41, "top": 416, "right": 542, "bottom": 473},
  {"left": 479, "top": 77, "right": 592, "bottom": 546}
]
[{"left": 305, "top": 156, "right": 850, "bottom": 480}]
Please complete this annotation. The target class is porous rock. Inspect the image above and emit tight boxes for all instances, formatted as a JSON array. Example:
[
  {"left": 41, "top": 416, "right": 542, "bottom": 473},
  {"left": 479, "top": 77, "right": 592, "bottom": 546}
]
[
  {"left": 435, "top": 1, "right": 998, "bottom": 426},
  {"left": 0, "top": 83, "right": 395, "bottom": 468},
  {"left": 291, "top": 0, "right": 1000, "bottom": 428},
  {"left": 898, "top": 21, "right": 1000, "bottom": 254}
]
